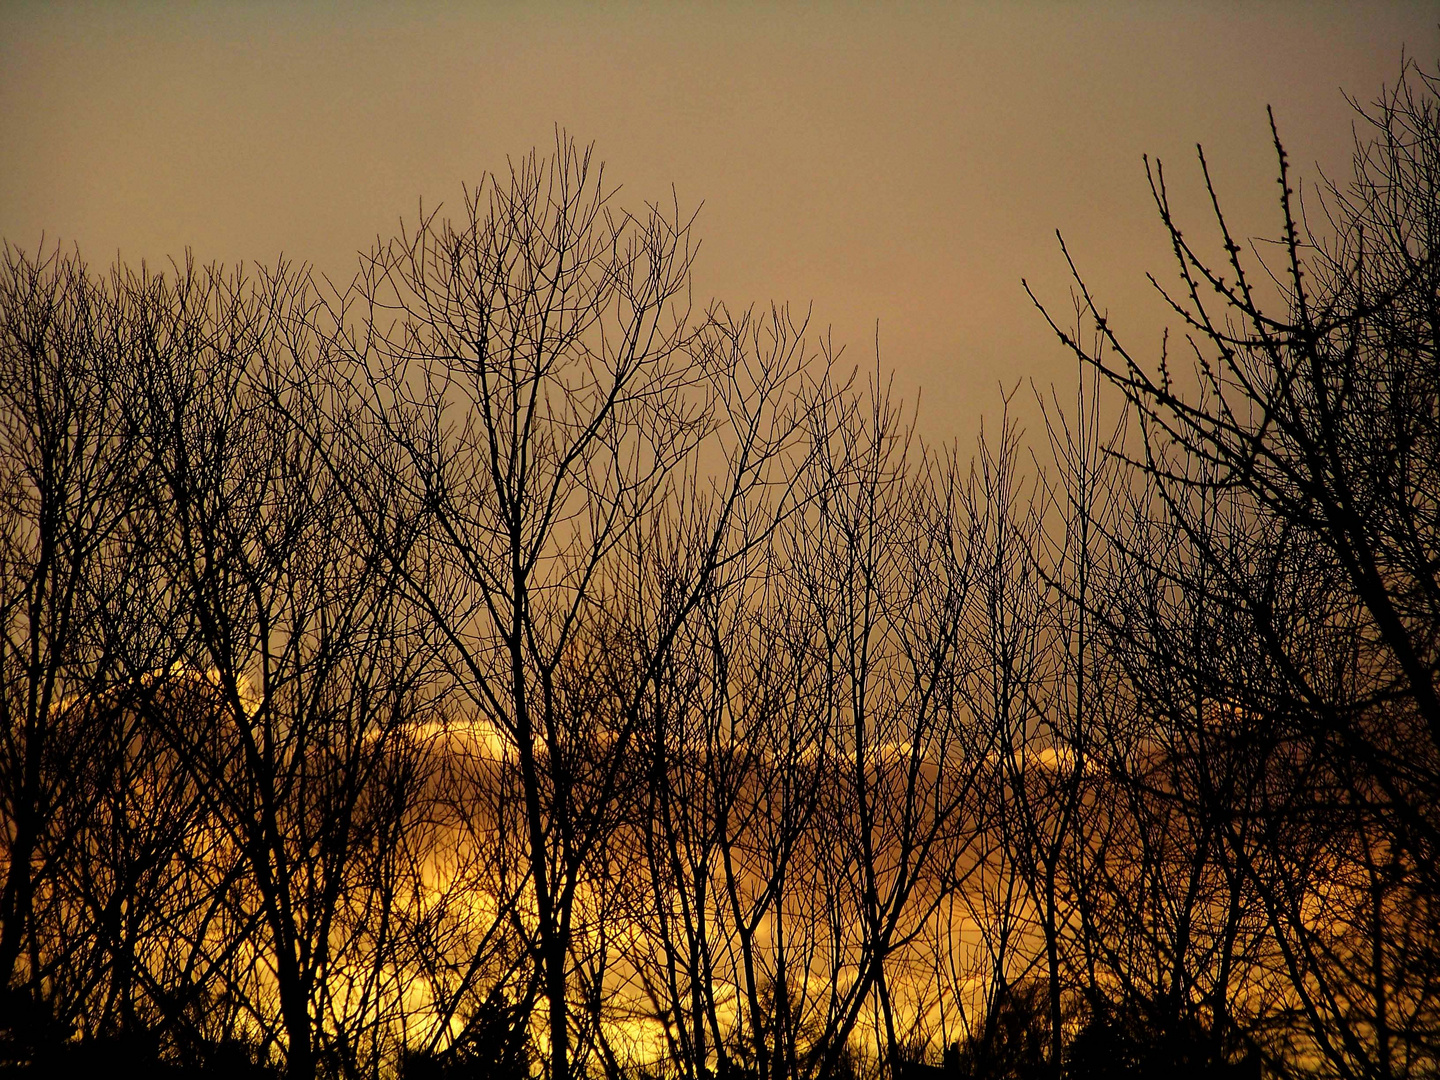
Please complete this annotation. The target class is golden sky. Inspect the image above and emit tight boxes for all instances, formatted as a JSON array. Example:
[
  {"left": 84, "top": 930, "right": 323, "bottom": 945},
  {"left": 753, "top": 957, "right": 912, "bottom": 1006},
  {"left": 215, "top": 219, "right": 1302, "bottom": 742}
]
[{"left": 2, "top": 2, "right": 1434, "bottom": 445}]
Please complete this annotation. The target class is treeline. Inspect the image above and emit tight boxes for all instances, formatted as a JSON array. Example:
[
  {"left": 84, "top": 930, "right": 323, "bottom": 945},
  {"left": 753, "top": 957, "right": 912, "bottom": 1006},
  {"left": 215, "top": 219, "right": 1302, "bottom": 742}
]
[{"left": 1, "top": 66, "right": 1436, "bottom": 1080}]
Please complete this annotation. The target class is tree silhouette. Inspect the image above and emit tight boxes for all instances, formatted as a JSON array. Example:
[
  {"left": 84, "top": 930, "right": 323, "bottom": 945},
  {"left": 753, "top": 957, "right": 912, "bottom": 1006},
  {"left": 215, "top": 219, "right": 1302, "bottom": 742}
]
[
  {"left": 1, "top": 62, "right": 1436, "bottom": 1080},
  {"left": 1031, "top": 58, "right": 1440, "bottom": 1078}
]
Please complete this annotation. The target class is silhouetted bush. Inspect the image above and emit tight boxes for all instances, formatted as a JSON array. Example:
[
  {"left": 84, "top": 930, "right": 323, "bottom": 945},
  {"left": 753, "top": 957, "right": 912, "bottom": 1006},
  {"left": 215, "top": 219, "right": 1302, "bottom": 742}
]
[
  {"left": 402, "top": 991, "right": 530, "bottom": 1080},
  {"left": 1062, "top": 995, "right": 1261, "bottom": 1080},
  {"left": 953, "top": 982, "right": 1047, "bottom": 1080}
]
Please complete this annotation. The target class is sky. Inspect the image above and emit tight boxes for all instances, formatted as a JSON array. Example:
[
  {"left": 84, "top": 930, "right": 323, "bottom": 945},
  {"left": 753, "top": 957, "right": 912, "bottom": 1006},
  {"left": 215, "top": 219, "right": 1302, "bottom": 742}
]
[{"left": 2, "top": 2, "right": 1435, "bottom": 447}]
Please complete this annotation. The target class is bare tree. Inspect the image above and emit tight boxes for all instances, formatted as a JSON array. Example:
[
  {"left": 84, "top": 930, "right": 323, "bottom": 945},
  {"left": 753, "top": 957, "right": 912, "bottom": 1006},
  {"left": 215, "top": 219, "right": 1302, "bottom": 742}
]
[
  {"left": 795, "top": 372, "right": 986, "bottom": 1080},
  {"left": 329, "top": 137, "right": 823, "bottom": 1080},
  {"left": 0, "top": 245, "right": 170, "bottom": 1051},
  {"left": 1031, "top": 59, "right": 1440, "bottom": 1078},
  {"left": 123, "top": 257, "right": 439, "bottom": 1080}
]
